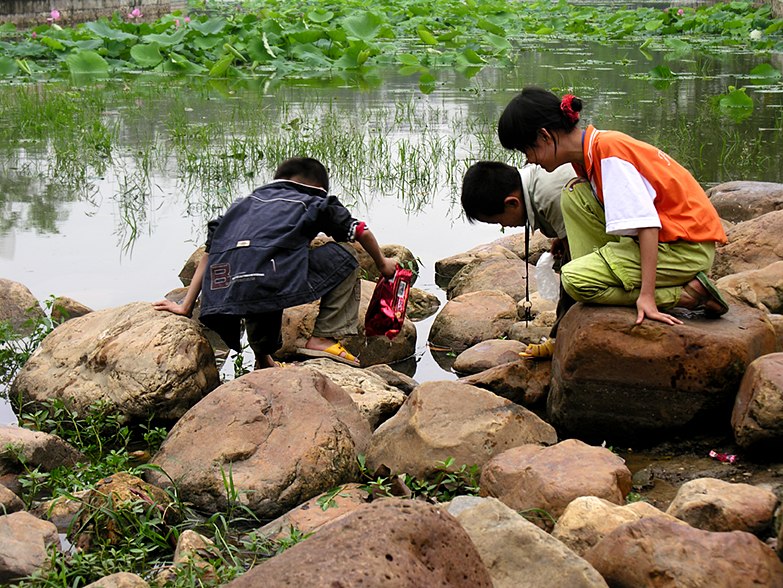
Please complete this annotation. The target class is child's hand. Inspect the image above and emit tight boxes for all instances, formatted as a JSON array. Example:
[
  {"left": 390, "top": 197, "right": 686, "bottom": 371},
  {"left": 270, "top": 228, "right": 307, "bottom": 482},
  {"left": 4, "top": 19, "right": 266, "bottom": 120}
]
[
  {"left": 635, "top": 294, "right": 682, "bottom": 326},
  {"left": 152, "top": 299, "right": 192, "bottom": 317},
  {"left": 377, "top": 257, "right": 398, "bottom": 280}
]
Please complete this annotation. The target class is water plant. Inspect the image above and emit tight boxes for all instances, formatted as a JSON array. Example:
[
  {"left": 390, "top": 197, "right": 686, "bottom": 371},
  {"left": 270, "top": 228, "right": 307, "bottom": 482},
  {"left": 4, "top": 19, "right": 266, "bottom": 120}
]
[
  {"left": 0, "top": 298, "right": 57, "bottom": 394},
  {"left": 0, "top": 0, "right": 780, "bottom": 91}
]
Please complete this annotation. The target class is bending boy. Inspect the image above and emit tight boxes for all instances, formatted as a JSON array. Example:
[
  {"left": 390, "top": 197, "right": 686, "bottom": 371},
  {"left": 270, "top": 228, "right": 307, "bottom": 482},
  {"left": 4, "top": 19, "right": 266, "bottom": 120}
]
[
  {"left": 154, "top": 157, "right": 397, "bottom": 368},
  {"left": 461, "top": 161, "right": 576, "bottom": 359}
]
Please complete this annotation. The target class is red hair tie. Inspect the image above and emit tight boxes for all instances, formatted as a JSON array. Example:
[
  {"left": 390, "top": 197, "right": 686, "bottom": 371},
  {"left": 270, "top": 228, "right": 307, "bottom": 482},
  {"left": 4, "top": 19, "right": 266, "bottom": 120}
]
[{"left": 560, "top": 94, "right": 579, "bottom": 123}]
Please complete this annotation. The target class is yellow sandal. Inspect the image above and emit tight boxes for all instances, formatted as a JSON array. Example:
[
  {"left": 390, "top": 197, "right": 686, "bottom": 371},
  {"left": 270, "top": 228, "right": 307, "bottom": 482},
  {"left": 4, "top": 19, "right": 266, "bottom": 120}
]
[{"left": 519, "top": 338, "right": 555, "bottom": 360}]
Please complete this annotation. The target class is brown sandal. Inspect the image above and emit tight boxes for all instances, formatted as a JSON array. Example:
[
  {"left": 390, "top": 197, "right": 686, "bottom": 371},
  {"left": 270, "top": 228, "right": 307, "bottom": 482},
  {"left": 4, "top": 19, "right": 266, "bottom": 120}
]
[{"left": 681, "top": 272, "right": 729, "bottom": 318}]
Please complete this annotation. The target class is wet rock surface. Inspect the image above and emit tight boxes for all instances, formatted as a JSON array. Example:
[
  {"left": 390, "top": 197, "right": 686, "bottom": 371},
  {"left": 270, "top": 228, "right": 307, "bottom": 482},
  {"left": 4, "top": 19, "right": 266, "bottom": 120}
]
[{"left": 548, "top": 302, "right": 776, "bottom": 443}]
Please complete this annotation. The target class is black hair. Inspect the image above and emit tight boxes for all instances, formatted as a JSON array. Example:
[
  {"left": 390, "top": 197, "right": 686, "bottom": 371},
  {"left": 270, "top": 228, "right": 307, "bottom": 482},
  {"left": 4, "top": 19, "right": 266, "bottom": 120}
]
[
  {"left": 461, "top": 161, "right": 524, "bottom": 223},
  {"left": 497, "top": 87, "right": 582, "bottom": 153},
  {"left": 273, "top": 157, "right": 329, "bottom": 192}
]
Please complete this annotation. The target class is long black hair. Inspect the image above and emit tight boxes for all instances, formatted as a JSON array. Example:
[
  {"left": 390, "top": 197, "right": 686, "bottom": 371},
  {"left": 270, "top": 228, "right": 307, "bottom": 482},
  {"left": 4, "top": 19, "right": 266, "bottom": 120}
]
[{"left": 498, "top": 87, "right": 582, "bottom": 153}]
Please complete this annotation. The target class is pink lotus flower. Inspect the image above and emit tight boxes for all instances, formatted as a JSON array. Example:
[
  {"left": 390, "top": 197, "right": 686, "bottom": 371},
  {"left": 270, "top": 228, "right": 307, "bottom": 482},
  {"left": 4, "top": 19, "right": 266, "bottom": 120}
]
[
  {"left": 127, "top": 7, "right": 143, "bottom": 20},
  {"left": 175, "top": 19, "right": 180, "bottom": 26},
  {"left": 32, "top": 31, "right": 37, "bottom": 38},
  {"left": 47, "top": 9, "right": 61, "bottom": 23},
  {"left": 677, "top": 8, "right": 684, "bottom": 15},
  {"left": 184, "top": 16, "right": 190, "bottom": 23}
]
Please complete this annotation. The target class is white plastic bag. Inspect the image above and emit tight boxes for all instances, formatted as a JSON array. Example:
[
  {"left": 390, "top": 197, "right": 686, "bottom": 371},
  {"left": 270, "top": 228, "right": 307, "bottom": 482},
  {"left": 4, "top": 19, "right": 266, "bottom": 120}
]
[{"left": 535, "top": 252, "right": 560, "bottom": 302}]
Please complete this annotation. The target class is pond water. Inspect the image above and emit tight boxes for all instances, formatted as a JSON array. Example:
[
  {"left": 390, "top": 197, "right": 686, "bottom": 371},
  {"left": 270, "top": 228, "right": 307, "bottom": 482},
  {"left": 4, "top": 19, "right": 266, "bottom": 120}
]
[{"left": 1, "top": 38, "right": 782, "bottom": 425}]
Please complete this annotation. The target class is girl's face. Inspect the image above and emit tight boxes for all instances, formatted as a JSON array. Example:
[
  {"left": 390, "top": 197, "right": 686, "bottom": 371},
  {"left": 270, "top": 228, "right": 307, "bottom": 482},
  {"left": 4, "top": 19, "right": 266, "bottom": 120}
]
[{"left": 523, "top": 130, "right": 558, "bottom": 172}]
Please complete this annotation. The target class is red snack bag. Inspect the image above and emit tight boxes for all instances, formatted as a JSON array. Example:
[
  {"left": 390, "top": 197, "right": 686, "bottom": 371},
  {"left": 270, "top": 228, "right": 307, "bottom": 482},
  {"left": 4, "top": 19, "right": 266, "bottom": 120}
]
[{"left": 364, "top": 267, "right": 413, "bottom": 340}]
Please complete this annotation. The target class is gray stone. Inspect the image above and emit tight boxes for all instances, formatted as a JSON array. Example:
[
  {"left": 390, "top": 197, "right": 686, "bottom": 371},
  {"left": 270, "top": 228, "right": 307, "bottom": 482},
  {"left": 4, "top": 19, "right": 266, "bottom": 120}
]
[
  {"left": 732, "top": 352, "right": 783, "bottom": 449},
  {"left": 428, "top": 290, "right": 518, "bottom": 352},
  {"left": 0, "top": 511, "right": 59, "bottom": 584},
  {"left": 706, "top": 181, "right": 783, "bottom": 223},
  {"left": 0, "top": 278, "right": 43, "bottom": 337},
  {"left": 446, "top": 496, "right": 608, "bottom": 588},
  {"left": 712, "top": 210, "right": 783, "bottom": 280},
  {"left": 0, "top": 425, "right": 83, "bottom": 475},
  {"left": 300, "top": 359, "right": 407, "bottom": 429},
  {"left": 366, "top": 380, "right": 557, "bottom": 480},
  {"left": 665, "top": 477, "right": 778, "bottom": 535}
]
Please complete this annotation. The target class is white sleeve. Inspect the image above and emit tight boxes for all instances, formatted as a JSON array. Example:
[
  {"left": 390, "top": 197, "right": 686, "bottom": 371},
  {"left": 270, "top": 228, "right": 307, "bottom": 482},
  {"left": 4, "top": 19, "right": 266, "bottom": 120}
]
[{"left": 600, "top": 157, "right": 661, "bottom": 236}]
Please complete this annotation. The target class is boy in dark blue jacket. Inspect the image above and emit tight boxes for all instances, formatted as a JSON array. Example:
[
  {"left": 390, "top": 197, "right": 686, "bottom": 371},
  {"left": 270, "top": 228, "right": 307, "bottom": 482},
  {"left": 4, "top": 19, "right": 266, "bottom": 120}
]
[{"left": 155, "top": 157, "right": 397, "bottom": 368}]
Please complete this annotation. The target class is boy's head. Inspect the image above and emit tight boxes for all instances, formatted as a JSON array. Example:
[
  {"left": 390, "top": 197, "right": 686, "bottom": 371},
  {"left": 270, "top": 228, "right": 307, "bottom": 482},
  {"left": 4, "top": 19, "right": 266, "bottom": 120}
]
[
  {"left": 461, "top": 161, "right": 527, "bottom": 227},
  {"left": 274, "top": 157, "right": 329, "bottom": 192}
]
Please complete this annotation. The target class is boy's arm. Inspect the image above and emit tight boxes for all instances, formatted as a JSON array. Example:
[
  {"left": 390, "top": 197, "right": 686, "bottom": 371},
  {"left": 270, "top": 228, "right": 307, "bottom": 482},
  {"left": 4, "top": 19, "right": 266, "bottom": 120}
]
[
  {"left": 356, "top": 228, "right": 397, "bottom": 279},
  {"left": 153, "top": 254, "right": 207, "bottom": 317},
  {"left": 635, "top": 228, "right": 682, "bottom": 326}
]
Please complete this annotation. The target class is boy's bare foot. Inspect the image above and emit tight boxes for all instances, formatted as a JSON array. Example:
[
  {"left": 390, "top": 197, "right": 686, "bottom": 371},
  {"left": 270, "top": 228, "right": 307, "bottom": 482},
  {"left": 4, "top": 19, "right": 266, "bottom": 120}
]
[{"left": 254, "top": 354, "right": 278, "bottom": 369}]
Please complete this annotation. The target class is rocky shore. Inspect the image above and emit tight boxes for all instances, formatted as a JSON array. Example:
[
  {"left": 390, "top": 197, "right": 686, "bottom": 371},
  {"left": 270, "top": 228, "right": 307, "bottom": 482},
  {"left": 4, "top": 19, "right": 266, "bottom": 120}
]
[{"left": 1, "top": 180, "right": 782, "bottom": 586}]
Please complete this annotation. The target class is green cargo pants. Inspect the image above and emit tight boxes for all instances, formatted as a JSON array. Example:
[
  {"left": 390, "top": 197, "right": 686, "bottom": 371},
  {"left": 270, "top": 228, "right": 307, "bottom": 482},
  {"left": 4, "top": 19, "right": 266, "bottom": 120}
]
[{"left": 560, "top": 180, "right": 715, "bottom": 309}]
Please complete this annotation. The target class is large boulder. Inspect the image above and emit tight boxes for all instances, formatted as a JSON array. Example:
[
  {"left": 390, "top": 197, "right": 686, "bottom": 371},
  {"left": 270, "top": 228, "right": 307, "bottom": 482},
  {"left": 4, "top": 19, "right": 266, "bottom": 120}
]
[
  {"left": 365, "top": 381, "right": 556, "bottom": 480},
  {"left": 0, "top": 511, "right": 59, "bottom": 584},
  {"left": 716, "top": 261, "right": 783, "bottom": 314},
  {"left": 435, "top": 244, "right": 518, "bottom": 288},
  {"left": 0, "top": 425, "right": 83, "bottom": 475},
  {"left": 428, "top": 290, "right": 518, "bottom": 352},
  {"left": 225, "top": 499, "right": 493, "bottom": 588},
  {"left": 446, "top": 496, "right": 608, "bottom": 588},
  {"left": 712, "top": 210, "right": 783, "bottom": 279},
  {"left": 706, "top": 181, "right": 783, "bottom": 223},
  {"left": 0, "top": 278, "right": 44, "bottom": 336},
  {"left": 584, "top": 517, "right": 783, "bottom": 587},
  {"left": 480, "top": 439, "right": 632, "bottom": 530},
  {"left": 548, "top": 303, "right": 777, "bottom": 442},
  {"left": 10, "top": 302, "right": 219, "bottom": 423},
  {"left": 300, "top": 359, "right": 407, "bottom": 429},
  {"left": 665, "top": 477, "right": 778, "bottom": 535},
  {"left": 447, "top": 258, "right": 534, "bottom": 303},
  {"left": 732, "top": 353, "right": 783, "bottom": 449},
  {"left": 147, "top": 367, "right": 371, "bottom": 518},
  {"left": 552, "top": 496, "right": 680, "bottom": 557}
]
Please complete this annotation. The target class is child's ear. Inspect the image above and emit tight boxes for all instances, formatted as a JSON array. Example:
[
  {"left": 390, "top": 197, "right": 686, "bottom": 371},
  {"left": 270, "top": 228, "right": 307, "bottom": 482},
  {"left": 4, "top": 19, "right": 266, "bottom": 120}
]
[{"left": 503, "top": 194, "right": 522, "bottom": 210}]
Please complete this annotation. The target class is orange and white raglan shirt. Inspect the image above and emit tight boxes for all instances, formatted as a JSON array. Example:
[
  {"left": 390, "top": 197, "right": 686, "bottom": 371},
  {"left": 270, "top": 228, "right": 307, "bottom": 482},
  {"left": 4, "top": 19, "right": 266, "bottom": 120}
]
[{"left": 579, "top": 125, "right": 727, "bottom": 245}]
